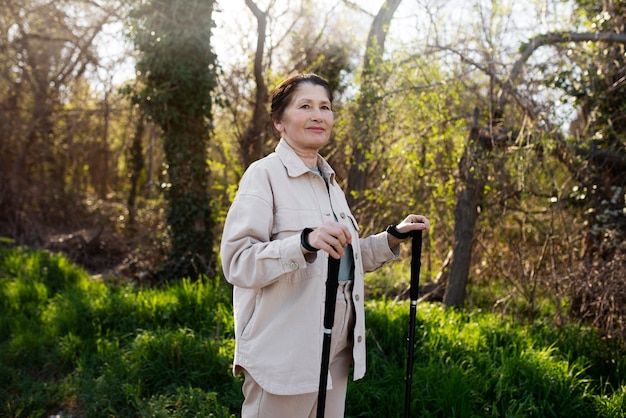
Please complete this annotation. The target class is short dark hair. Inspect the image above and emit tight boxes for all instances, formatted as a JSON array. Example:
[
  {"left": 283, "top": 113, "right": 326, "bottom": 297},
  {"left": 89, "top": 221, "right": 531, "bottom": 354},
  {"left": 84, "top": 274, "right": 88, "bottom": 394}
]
[{"left": 270, "top": 73, "right": 333, "bottom": 122}]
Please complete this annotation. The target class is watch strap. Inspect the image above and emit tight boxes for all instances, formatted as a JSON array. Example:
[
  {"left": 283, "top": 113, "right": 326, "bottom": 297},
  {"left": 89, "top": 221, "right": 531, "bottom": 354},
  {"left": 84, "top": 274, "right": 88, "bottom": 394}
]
[
  {"left": 386, "top": 224, "right": 412, "bottom": 239},
  {"left": 301, "top": 228, "right": 319, "bottom": 252}
]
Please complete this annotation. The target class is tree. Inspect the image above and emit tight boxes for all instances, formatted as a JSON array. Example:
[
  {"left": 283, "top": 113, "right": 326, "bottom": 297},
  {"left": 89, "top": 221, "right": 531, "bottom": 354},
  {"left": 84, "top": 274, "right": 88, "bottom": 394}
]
[
  {"left": 553, "top": 4, "right": 626, "bottom": 260},
  {"left": 443, "top": 25, "right": 626, "bottom": 308},
  {"left": 238, "top": 0, "right": 272, "bottom": 169},
  {"left": 126, "top": 112, "right": 145, "bottom": 229},
  {"left": 346, "top": 0, "right": 403, "bottom": 212},
  {"left": 214, "top": 0, "right": 359, "bottom": 178},
  {"left": 547, "top": 0, "right": 626, "bottom": 339},
  {"left": 128, "top": 0, "right": 218, "bottom": 280},
  {"left": 0, "top": 0, "right": 122, "bottom": 238}
]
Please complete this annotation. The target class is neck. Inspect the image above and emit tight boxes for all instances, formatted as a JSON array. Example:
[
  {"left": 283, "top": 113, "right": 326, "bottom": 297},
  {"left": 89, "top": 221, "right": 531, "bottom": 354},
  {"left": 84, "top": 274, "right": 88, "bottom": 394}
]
[
  {"left": 284, "top": 139, "right": 318, "bottom": 168},
  {"left": 298, "top": 153, "right": 318, "bottom": 168}
]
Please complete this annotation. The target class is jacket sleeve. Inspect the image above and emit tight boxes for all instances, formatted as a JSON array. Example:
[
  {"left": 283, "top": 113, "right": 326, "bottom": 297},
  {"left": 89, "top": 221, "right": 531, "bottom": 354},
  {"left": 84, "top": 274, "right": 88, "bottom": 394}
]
[
  {"left": 220, "top": 169, "right": 310, "bottom": 289},
  {"left": 358, "top": 232, "right": 399, "bottom": 273}
]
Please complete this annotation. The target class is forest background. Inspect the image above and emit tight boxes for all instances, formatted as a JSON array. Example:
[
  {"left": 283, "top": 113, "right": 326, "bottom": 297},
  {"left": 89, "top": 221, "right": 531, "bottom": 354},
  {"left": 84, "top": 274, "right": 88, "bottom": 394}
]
[
  {"left": 2, "top": 0, "right": 625, "bottom": 336},
  {"left": 2, "top": 0, "right": 626, "bottom": 415},
  {"left": 1, "top": 0, "right": 626, "bottom": 411}
]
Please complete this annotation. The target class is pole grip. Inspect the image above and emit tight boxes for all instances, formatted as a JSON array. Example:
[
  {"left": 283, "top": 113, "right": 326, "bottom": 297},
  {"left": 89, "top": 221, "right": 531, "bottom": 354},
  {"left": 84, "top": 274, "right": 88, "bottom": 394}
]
[
  {"left": 323, "top": 257, "right": 340, "bottom": 329},
  {"left": 410, "top": 231, "right": 423, "bottom": 301}
]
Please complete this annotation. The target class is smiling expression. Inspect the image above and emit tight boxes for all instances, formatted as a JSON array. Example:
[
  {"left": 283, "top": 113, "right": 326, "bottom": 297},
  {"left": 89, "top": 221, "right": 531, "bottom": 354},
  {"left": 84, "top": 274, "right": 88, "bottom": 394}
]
[{"left": 273, "top": 83, "right": 335, "bottom": 160}]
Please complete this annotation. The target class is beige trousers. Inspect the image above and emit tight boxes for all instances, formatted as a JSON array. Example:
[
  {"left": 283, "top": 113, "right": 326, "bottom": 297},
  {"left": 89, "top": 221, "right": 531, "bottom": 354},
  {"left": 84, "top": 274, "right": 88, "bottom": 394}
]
[{"left": 241, "top": 281, "right": 355, "bottom": 418}]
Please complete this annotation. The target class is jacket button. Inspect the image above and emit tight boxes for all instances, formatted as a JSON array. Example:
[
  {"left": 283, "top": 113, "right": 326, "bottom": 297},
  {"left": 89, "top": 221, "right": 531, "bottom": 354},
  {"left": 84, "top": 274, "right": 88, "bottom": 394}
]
[
  {"left": 354, "top": 294, "right": 360, "bottom": 301},
  {"left": 290, "top": 261, "right": 298, "bottom": 270},
  {"left": 357, "top": 336, "right": 362, "bottom": 343},
  {"left": 340, "top": 212, "right": 346, "bottom": 218}
]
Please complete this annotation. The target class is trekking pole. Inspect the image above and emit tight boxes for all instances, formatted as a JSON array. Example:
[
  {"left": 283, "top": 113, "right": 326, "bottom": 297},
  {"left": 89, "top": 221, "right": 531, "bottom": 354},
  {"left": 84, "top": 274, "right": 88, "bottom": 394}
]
[
  {"left": 404, "top": 231, "right": 423, "bottom": 418},
  {"left": 317, "top": 256, "right": 341, "bottom": 418}
]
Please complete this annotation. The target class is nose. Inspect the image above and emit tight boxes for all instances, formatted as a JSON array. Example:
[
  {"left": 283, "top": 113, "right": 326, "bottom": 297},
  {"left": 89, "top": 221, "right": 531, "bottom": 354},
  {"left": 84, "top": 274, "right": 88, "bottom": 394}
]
[{"left": 311, "top": 107, "right": 323, "bottom": 121}]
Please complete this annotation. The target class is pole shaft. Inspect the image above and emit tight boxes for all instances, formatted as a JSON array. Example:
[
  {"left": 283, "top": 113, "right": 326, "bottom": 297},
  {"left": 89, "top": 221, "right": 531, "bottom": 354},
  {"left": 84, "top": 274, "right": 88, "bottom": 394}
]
[
  {"left": 404, "top": 231, "right": 423, "bottom": 418},
  {"left": 317, "top": 256, "right": 340, "bottom": 418}
]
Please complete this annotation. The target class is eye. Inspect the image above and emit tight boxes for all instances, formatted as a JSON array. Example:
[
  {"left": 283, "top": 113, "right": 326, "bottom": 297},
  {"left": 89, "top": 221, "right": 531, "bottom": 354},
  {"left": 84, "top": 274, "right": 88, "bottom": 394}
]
[
  {"left": 300, "top": 104, "right": 310, "bottom": 109},
  {"left": 322, "top": 105, "right": 331, "bottom": 111}
]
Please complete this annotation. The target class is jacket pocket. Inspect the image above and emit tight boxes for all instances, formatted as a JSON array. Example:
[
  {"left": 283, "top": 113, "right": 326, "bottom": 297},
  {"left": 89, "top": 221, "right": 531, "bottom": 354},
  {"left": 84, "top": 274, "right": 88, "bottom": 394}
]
[
  {"left": 272, "top": 208, "right": 321, "bottom": 238},
  {"left": 239, "top": 290, "right": 262, "bottom": 341}
]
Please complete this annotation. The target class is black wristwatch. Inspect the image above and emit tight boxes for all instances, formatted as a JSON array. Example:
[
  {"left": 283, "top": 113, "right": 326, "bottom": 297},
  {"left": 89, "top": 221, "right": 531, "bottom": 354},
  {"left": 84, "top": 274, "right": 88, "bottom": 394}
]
[
  {"left": 301, "top": 228, "right": 319, "bottom": 252},
  {"left": 386, "top": 224, "right": 412, "bottom": 239}
]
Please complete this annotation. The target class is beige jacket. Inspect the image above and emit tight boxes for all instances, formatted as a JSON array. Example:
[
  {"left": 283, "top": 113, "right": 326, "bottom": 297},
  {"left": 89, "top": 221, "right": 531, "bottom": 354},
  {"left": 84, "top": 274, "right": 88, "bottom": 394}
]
[{"left": 220, "top": 139, "right": 398, "bottom": 395}]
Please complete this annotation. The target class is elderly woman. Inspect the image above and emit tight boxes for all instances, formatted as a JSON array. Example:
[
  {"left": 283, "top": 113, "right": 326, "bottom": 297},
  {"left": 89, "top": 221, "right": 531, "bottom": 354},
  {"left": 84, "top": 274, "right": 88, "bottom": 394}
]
[{"left": 220, "top": 73, "right": 430, "bottom": 417}]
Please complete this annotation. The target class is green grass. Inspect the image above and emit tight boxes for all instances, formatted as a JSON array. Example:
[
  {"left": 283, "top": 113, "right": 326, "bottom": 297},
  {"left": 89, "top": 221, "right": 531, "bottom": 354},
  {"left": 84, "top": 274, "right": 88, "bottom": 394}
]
[
  {"left": 0, "top": 245, "right": 238, "bottom": 417},
  {"left": 1, "top": 244, "right": 625, "bottom": 417},
  {"left": 351, "top": 301, "right": 626, "bottom": 417}
]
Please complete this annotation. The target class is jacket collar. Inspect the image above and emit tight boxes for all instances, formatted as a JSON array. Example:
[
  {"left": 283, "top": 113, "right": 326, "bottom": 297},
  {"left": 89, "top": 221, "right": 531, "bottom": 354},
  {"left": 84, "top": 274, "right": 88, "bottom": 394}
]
[{"left": 275, "top": 138, "right": 336, "bottom": 185}]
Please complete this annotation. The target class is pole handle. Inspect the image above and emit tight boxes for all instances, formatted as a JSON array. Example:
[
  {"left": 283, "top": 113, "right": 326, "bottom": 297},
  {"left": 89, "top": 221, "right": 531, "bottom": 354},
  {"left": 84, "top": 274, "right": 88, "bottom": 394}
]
[
  {"left": 323, "top": 257, "right": 340, "bottom": 328},
  {"left": 410, "top": 231, "right": 422, "bottom": 301}
]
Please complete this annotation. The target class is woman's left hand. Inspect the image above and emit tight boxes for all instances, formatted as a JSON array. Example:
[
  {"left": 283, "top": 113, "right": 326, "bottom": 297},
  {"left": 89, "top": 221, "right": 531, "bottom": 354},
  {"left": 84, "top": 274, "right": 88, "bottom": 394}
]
[
  {"left": 396, "top": 214, "right": 430, "bottom": 235},
  {"left": 386, "top": 214, "right": 430, "bottom": 248}
]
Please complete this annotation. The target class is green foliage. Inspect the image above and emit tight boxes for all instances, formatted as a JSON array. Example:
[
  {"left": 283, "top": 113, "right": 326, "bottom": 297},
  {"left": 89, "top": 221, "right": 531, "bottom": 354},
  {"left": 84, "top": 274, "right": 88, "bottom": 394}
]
[
  {"left": 77, "top": 327, "right": 237, "bottom": 416},
  {"left": 332, "top": 51, "right": 465, "bottom": 249},
  {"left": 127, "top": 0, "right": 219, "bottom": 280},
  {"left": 349, "top": 301, "right": 626, "bottom": 417},
  {"left": 541, "top": 1, "right": 626, "bottom": 259},
  {"left": 129, "top": 0, "right": 217, "bottom": 127},
  {"left": 137, "top": 386, "right": 234, "bottom": 417},
  {"left": 1, "top": 247, "right": 625, "bottom": 417},
  {"left": 0, "top": 246, "right": 237, "bottom": 417}
]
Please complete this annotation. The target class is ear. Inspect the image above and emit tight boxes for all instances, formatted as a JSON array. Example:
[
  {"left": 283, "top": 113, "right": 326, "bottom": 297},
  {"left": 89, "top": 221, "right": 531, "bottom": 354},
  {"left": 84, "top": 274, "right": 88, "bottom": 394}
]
[{"left": 273, "top": 119, "right": 284, "bottom": 134}]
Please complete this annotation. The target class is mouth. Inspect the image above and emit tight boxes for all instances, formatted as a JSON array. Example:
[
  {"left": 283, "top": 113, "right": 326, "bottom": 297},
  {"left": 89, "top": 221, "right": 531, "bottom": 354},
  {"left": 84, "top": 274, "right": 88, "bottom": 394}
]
[{"left": 308, "top": 127, "right": 326, "bottom": 134}]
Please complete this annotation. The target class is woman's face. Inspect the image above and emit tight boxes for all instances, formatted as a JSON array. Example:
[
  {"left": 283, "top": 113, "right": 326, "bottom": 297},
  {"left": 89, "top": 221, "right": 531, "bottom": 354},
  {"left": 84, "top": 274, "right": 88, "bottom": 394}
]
[{"left": 273, "top": 82, "right": 334, "bottom": 154}]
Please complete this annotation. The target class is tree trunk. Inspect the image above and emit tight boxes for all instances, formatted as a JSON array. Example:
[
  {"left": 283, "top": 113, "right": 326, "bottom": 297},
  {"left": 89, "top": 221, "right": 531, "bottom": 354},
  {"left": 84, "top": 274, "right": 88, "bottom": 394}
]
[
  {"left": 146, "top": 123, "right": 157, "bottom": 200},
  {"left": 127, "top": 116, "right": 145, "bottom": 229},
  {"left": 241, "top": 0, "right": 271, "bottom": 168},
  {"left": 347, "top": 0, "right": 402, "bottom": 209},
  {"left": 444, "top": 108, "right": 485, "bottom": 308},
  {"left": 442, "top": 31, "right": 626, "bottom": 309},
  {"left": 99, "top": 91, "right": 110, "bottom": 199}
]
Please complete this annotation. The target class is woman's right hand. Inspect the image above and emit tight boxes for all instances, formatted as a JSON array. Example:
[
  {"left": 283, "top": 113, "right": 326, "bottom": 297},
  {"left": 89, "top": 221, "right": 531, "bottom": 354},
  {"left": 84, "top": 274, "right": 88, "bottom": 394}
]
[{"left": 306, "top": 222, "right": 352, "bottom": 259}]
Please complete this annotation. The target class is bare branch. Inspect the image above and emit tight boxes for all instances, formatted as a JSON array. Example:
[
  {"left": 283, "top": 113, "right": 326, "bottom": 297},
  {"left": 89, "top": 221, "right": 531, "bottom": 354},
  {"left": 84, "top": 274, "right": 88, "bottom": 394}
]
[
  {"left": 341, "top": 0, "right": 375, "bottom": 18},
  {"left": 496, "top": 32, "right": 626, "bottom": 116}
]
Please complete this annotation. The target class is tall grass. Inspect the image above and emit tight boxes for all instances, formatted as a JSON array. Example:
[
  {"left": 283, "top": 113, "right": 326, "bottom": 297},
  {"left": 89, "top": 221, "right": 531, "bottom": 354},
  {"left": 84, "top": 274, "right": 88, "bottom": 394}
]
[
  {"left": 349, "top": 301, "right": 626, "bottom": 417},
  {"left": 1, "top": 245, "right": 625, "bottom": 417},
  {"left": 0, "top": 245, "right": 238, "bottom": 417}
]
